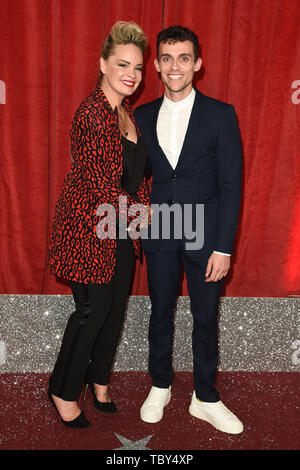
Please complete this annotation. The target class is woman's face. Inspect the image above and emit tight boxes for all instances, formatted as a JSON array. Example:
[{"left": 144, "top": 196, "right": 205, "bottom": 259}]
[{"left": 100, "top": 43, "right": 143, "bottom": 100}]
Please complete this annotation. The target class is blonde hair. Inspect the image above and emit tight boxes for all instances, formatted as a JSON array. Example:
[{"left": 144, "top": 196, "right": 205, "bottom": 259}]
[{"left": 101, "top": 21, "right": 148, "bottom": 59}]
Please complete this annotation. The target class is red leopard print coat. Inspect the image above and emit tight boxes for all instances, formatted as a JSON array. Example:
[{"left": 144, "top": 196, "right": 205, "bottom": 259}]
[{"left": 48, "top": 84, "right": 150, "bottom": 284}]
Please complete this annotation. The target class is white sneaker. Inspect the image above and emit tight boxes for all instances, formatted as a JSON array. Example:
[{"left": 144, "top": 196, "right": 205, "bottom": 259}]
[
  {"left": 140, "top": 386, "right": 171, "bottom": 423},
  {"left": 189, "top": 391, "right": 244, "bottom": 434}
]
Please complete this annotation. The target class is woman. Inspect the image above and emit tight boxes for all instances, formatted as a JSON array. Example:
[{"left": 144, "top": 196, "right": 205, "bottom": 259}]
[{"left": 47, "top": 21, "right": 150, "bottom": 428}]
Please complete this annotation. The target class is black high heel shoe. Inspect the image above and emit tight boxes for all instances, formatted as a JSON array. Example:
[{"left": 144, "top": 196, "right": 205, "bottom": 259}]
[
  {"left": 84, "top": 383, "right": 118, "bottom": 414},
  {"left": 48, "top": 390, "right": 91, "bottom": 428}
]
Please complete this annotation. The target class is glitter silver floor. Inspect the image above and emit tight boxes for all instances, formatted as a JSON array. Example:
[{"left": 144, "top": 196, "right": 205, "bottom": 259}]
[{"left": 0, "top": 295, "right": 299, "bottom": 373}]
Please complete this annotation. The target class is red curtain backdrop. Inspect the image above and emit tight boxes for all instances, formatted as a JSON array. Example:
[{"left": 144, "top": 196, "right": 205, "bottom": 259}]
[{"left": 0, "top": 0, "right": 299, "bottom": 297}]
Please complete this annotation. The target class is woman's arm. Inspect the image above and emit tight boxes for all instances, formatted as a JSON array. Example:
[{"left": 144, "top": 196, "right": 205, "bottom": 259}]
[{"left": 70, "top": 110, "right": 149, "bottom": 227}]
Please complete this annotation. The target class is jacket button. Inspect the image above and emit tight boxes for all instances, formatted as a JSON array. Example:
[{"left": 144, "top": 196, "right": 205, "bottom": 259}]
[{"left": 173, "top": 173, "right": 177, "bottom": 179}]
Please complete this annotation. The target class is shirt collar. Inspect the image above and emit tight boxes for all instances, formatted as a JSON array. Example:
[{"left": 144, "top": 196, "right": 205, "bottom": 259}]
[{"left": 162, "top": 88, "right": 196, "bottom": 110}]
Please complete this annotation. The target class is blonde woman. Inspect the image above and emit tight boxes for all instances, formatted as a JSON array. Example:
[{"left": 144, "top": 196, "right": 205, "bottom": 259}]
[{"left": 47, "top": 22, "right": 150, "bottom": 428}]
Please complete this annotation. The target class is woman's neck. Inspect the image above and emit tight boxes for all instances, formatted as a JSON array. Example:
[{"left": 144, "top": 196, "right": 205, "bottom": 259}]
[{"left": 101, "top": 79, "right": 123, "bottom": 110}]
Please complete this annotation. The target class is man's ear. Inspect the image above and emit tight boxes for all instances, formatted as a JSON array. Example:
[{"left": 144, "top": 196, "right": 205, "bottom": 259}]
[{"left": 194, "top": 57, "right": 202, "bottom": 72}]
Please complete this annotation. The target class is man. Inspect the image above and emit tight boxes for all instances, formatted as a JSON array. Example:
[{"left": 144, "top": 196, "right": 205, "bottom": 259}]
[{"left": 134, "top": 26, "right": 243, "bottom": 434}]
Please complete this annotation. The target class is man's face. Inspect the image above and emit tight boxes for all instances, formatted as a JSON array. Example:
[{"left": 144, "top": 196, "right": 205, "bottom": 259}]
[{"left": 154, "top": 40, "right": 201, "bottom": 100}]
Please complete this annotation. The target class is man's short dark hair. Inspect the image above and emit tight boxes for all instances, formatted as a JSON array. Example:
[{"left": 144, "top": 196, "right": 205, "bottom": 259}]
[{"left": 157, "top": 25, "right": 200, "bottom": 60}]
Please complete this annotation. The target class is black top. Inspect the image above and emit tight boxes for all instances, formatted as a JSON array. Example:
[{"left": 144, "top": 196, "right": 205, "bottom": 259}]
[{"left": 121, "top": 133, "right": 148, "bottom": 195}]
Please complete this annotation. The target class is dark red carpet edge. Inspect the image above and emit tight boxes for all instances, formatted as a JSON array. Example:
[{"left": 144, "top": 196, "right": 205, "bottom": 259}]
[{"left": 0, "top": 372, "right": 298, "bottom": 451}]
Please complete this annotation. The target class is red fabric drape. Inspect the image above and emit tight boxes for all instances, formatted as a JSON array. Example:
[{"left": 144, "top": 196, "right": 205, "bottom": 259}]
[{"left": 0, "top": 0, "right": 299, "bottom": 297}]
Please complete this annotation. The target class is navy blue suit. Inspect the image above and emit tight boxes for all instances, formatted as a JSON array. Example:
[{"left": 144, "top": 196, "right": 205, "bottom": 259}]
[{"left": 134, "top": 88, "right": 242, "bottom": 401}]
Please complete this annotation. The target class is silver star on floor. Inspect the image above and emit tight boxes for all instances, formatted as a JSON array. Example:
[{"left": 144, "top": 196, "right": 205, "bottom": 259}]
[{"left": 114, "top": 433, "right": 153, "bottom": 450}]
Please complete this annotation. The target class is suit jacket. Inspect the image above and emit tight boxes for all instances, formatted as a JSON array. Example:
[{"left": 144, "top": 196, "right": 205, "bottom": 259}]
[
  {"left": 134, "top": 87, "right": 242, "bottom": 255},
  {"left": 48, "top": 84, "right": 150, "bottom": 284}
]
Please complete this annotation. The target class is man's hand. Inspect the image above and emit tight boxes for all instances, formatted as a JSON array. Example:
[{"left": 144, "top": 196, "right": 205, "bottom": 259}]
[{"left": 205, "top": 252, "right": 230, "bottom": 282}]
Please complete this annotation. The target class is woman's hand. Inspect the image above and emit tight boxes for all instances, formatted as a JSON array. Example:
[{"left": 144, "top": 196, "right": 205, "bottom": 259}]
[{"left": 140, "top": 205, "right": 153, "bottom": 229}]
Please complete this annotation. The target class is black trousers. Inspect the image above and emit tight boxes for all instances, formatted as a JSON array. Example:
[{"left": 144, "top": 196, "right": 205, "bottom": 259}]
[
  {"left": 145, "top": 242, "right": 223, "bottom": 403},
  {"left": 49, "top": 238, "right": 134, "bottom": 401}
]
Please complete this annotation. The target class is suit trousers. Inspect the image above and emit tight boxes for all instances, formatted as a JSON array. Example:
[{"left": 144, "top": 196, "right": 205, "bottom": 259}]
[
  {"left": 48, "top": 238, "right": 134, "bottom": 401},
  {"left": 145, "top": 242, "right": 223, "bottom": 402}
]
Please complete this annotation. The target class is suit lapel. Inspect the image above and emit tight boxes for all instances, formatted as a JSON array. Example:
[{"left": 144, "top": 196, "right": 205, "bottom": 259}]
[
  {"left": 150, "top": 96, "right": 174, "bottom": 170},
  {"left": 175, "top": 89, "right": 204, "bottom": 170}
]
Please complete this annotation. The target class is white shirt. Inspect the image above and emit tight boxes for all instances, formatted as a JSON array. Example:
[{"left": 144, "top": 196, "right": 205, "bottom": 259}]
[
  {"left": 157, "top": 88, "right": 195, "bottom": 169},
  {"left": 156, "top": 88, "right": 230, "bottom": 257}
]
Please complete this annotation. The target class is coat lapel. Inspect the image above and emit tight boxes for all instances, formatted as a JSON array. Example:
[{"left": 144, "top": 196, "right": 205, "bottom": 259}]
[{"left": 151, "top": 96, "right": 175, "bottom": 172}]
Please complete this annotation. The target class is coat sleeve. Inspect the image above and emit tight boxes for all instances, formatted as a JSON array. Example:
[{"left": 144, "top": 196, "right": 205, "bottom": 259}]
[
  {"left": 214, "top": 105, "right": 243, "bottom": 254},
  {"left": 133, "top": 106, "right": 151, "bottom": 206}
]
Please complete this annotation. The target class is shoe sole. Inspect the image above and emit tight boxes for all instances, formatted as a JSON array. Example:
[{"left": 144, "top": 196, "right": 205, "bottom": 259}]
[
  {"left": 189, "top": 402, "right": 243, "bottom": 435},
  {"left": 140, "top": 394, "right": 171, "bottom": 423}
]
